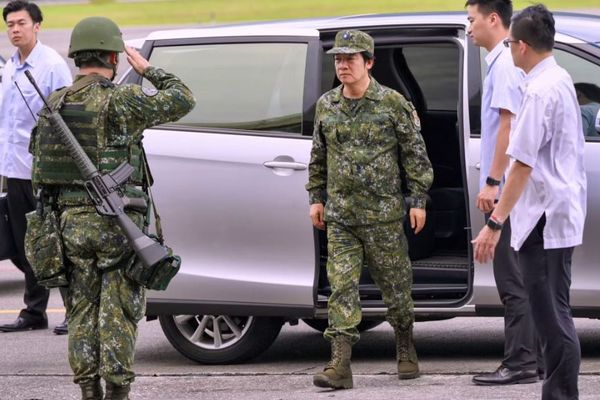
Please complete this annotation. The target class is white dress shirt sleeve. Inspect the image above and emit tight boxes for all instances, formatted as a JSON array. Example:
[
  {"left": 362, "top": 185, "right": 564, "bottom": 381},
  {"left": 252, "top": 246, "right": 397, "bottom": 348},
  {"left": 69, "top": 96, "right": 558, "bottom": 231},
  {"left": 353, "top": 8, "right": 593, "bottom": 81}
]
[
  {"left": 489, "top": 54, "right": 522, "bottom": 115},
  {"left": 507, "top": 92, "right": 548, "bottom": 168}
]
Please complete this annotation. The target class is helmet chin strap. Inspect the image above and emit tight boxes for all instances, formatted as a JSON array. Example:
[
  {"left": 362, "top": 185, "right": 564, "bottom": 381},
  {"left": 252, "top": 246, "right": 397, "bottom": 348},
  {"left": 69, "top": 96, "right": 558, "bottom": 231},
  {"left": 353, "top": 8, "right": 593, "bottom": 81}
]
[
  {"left": 97, "top": 53, "right": 119, "bottom": 81},
  {"left": 110, "top": 63, "right": 118, "bottom": 81},
  {"left": 109, "top": 52, "right": 119, "bottom": 81},
  {"left": 91, "top": 55, "right": 116, "bottom": 77}
]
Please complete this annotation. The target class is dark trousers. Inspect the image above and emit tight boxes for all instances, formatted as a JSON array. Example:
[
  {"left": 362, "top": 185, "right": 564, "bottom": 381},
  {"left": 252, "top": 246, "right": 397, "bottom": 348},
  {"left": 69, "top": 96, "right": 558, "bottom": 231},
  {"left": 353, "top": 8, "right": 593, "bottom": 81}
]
[
  {"left": 519, "top": 215, "right": 580, "bottom": 400},
  {"left": 6, "top": 178, "right": 49, "bottom": 321},
  {"left": 492, "top": 216, "right": 539, "bottom": 370}
]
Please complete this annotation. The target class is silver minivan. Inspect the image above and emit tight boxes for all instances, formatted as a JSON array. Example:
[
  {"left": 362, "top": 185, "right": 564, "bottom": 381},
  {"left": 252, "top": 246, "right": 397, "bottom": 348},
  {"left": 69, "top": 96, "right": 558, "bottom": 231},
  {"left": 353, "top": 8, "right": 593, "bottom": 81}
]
[{"left": 121, "top": 11, "right": 600, "bottom": 364}]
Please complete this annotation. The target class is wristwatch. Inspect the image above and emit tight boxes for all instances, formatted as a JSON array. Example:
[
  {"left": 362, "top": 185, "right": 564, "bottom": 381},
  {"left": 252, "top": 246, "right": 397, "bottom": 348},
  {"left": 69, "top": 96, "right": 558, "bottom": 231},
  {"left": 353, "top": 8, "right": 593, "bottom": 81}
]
[
  {"left": 486, "top": 215, "right": 503, "bottom": 231},
  {"left": 486, "top": 176, "right": 501, "bottom": 186}
]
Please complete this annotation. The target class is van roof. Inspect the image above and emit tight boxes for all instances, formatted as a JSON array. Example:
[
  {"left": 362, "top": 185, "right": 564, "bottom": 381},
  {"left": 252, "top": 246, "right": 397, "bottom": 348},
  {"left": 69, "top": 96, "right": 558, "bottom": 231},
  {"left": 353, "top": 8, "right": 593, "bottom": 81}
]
[{"left": 144, "top": 11, "right": 600, "bottom": 45}]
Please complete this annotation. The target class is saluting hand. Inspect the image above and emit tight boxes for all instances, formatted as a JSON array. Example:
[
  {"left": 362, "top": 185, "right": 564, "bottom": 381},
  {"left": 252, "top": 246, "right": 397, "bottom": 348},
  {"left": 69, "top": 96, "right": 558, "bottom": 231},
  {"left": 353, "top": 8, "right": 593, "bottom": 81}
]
[
  {"left": 310, "top": 203, "right": 326, "bottom": 230},
  {"left": 409, "top": 208, "right": 426, "bottom": 234},
  {"left": 125, "top": 46, "right": 151, "bottom": 76}
]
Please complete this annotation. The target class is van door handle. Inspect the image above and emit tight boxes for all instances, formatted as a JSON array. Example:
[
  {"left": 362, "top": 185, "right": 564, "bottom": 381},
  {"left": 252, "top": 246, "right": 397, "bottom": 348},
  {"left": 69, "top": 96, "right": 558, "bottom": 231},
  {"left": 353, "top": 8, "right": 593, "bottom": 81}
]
[
  {"left": 263, "top": 160, "right": 307, "bottom": 170},
  {"left": 475, "top": 163, "right": 481, "bottom": 170}
]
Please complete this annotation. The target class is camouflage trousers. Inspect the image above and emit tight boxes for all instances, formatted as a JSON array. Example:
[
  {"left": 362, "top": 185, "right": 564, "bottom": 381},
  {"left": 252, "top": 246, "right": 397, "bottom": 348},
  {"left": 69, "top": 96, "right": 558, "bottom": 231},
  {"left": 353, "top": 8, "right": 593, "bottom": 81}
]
[
  {"left": 324, "top": 220, "right": 414, "bottom": 344},
  {"left": 60, "top": 206, "right": 146, "bottom": 386}
]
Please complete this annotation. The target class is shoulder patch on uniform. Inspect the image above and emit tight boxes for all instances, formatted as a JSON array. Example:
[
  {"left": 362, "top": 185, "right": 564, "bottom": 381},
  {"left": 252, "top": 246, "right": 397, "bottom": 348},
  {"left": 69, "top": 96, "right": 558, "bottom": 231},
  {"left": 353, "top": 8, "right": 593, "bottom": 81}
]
[
  {"left": 142, "top": 86, "right": 158, "bottom": 97},
  {"left": 411, "top": 109, "right": 421, "bottom": 129}
]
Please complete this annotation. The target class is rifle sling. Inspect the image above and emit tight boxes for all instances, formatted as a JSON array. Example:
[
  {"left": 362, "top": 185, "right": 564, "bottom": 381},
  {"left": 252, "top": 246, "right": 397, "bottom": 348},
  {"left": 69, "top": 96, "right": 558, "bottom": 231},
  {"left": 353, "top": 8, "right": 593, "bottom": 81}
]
[{"left": 140, "top": 147, "right": 164, "bottom": 242}]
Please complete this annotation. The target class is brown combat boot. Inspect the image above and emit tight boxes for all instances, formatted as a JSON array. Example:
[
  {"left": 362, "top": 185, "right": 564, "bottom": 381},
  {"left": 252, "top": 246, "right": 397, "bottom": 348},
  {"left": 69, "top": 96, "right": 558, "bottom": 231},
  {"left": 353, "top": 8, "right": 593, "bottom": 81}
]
[
  {"left": 396, "top": 325, "right": 420, "bottom": 379},
  {"left": 313, "top": 335, "right": 353, "bottom": 389},
  {"left": 105, "top": 382, "right": 130, "bottom": 400},
  {"left": 79, "top": 379, "right": 103, "bottom": 400}
]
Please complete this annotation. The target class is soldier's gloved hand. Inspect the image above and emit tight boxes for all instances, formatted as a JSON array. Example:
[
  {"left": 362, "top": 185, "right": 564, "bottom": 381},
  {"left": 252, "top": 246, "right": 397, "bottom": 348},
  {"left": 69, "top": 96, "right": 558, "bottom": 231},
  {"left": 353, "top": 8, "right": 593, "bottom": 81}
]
[
  {"left": 310, "top": 203, "right": 326, "bottom": 230},
  {"left": 125, "top": 46, "right": 151, "bottom": 76},
  {"left": 409, "top": 208, "right": 426, "bottom": 234}
]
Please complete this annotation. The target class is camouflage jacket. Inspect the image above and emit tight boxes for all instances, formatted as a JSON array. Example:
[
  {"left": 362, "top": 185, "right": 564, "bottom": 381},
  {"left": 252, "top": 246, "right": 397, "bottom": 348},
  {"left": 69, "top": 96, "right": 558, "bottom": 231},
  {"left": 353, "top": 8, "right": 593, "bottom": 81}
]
[
  {"left": 306, "top": 78, "right": 433, "bottom": 226},
  {"left": 30, "top": 66, "right": 195, "bottom": 192},
  {"left": 104, "top": 66, "right": 195, "bottom": 144}
]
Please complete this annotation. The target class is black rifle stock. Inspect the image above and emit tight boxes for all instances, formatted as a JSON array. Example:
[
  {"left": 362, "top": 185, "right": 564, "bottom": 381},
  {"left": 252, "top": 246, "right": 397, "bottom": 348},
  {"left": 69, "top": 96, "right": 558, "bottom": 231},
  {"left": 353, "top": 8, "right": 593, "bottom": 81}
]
[{"left": 25, "top": 70, "right": 169, "bottom": 269}]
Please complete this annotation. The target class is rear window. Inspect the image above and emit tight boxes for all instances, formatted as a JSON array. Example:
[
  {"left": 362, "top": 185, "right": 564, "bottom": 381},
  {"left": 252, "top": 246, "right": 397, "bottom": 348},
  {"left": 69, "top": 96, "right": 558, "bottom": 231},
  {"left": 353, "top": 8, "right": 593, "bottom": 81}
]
[
  {"left": 403, "top": 44, "right": 460, "bottom": 111},
  {"left": 554, "top": 47, "right": 600, "bottom": 139},
  {"left": 554, "top": 48, "right": 600, "bottom": 87},
  {"left": 144, "top": 42, "right": 308, "bottom": 134},
  {"left": 320, "top": 42, "right": 460, "bottom": 112}
]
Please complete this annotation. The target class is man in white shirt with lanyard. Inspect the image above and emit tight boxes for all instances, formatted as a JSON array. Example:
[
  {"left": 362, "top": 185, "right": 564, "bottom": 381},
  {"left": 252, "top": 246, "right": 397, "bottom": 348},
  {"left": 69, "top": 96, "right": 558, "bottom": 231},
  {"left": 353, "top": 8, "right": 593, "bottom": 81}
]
[
  {"left": 473, "top": 4, "right": 586, "bottom": 399},
  {"left": 0, "top": 0, "right": 71, "bottom": 334},
  {"left": 466, "top": 0, "right": 539, "bottom": 386}
]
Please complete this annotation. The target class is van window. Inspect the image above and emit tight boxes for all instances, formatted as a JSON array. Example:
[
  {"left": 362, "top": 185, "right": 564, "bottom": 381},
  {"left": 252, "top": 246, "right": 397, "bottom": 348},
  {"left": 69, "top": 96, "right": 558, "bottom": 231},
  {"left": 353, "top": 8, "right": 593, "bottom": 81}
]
[
  {"left": 145, "top": 43, "right": 308, "bottom": 134},
  {"left": 555, "top": 48, "right": 600, "bottom": 139},
  {"left": 320, "top": 43, "right": 460, "bottom": 112},
  {"left": 403, "top": 44, "right": 460, "bottom": 111}
]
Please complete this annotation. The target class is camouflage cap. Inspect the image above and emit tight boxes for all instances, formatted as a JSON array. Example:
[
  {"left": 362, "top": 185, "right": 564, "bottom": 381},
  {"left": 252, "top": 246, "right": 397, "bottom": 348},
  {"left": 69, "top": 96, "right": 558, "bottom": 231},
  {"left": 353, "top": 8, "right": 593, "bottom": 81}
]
[{"left": 327, "top": 30, "right": 374, "bottom": 55}]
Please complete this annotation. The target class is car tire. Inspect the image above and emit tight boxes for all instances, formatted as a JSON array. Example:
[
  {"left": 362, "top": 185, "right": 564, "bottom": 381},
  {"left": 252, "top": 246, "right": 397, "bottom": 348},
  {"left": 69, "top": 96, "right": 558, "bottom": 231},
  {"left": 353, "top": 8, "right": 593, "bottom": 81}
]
[
  {"left": 302, "top": 318, "right": 383, "bottom": 333},
  {"left": 159, "top": 314, "right": 283, "bottom": 364}
]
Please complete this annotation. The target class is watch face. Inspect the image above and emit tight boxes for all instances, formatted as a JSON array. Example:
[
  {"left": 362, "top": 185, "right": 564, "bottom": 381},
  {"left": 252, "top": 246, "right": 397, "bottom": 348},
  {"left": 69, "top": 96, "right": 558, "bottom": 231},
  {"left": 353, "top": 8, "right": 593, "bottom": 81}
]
[
  {"left": 486, "top": 218, "right": 502, "bottom": 231},
  {"left": 486, "top": 176, "right": 501, "bottom": 186}
]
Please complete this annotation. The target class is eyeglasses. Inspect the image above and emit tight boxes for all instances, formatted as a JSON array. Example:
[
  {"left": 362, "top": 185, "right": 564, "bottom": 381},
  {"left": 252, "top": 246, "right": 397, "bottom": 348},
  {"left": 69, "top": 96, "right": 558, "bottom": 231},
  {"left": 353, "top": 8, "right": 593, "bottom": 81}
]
[
  {"left": 502, "top": 38, "right": 519, "bottom": 47},
  {"left": 503, "top": 38, "right": 529, "bottom": 48}
]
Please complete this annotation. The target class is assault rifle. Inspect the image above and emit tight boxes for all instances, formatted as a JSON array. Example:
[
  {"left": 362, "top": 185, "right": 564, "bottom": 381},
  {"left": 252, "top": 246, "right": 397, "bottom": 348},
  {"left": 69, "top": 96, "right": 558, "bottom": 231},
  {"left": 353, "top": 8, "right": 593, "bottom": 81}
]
[{"left": 25, "top": 70, "right": 171, "bottom": 272}]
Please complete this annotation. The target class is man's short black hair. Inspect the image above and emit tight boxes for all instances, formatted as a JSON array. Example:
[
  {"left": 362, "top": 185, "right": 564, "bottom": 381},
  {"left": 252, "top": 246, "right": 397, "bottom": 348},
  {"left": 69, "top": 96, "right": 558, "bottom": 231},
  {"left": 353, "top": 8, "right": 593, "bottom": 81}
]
[
  {"left": 3, "top": 1, "right": 43, "bottom": 24},
  {"left": 464, "top": 0, "right": 513, "bottom": 28},
  {"left": 511, "top": 4, "right": 555, "bottom": 52},
  {"left": 361, "top": 51, "right": 374, "bottom": 61},
  {"left": 73, "top": 50, "right": 112, "bottom": 69}
]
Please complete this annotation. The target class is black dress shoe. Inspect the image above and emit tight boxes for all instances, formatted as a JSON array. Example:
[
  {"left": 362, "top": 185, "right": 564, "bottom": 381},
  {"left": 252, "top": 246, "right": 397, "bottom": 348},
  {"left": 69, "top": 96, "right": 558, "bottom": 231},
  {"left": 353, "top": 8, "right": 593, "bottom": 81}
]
[
  {"left": 472, "top": 366, "right": 539, "bottom": 385},
  {"left": 0, "top": 317, "right": 48, "bottom": 332},
  {"left": 53, "top": 317, "right": 68, "bottom": 335}
]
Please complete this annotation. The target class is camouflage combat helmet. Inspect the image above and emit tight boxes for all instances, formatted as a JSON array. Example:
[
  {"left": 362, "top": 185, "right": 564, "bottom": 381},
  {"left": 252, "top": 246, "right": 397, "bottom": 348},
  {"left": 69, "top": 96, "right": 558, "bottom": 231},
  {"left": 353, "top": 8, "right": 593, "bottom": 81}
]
[
  {"left": 68, "top": 16, "right": 124, "bottom": 58},
  {"left": 327, "top": 30, "right": 374, "bottom": 56}
]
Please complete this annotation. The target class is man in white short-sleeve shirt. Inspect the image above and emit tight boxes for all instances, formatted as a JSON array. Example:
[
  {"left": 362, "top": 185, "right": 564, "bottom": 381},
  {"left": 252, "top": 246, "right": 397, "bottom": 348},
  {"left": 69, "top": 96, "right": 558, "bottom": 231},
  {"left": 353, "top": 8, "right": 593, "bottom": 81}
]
[
  {"left": 466, "top": 0, "right": 539, "bottom": 387},
  {"left": 0, "top": 0, "right": 72, "bottom": 335},
  {"left": 473, "top": 5, "right": 586, "bottom": 400}
]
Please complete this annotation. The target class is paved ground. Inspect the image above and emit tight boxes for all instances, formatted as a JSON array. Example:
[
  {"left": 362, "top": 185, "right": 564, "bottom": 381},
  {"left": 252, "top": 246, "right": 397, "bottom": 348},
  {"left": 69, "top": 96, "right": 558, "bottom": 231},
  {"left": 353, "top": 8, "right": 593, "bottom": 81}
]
[{"left": 1, "top": 261, "right": 600, "bottom": 399}]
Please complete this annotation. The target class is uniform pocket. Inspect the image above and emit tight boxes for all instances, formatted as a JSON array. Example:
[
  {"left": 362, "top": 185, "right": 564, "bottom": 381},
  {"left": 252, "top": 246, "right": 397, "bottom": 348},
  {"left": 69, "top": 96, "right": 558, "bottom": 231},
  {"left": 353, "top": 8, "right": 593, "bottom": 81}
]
[
  {"left": 24, "top": 209, "right": 68, "bottom": 288},
  {"left": 364, "top": 153, "right": 401, "bottom": 195},
  {"left": 119, "top": 272, "right": 146, "bottom": 322}
]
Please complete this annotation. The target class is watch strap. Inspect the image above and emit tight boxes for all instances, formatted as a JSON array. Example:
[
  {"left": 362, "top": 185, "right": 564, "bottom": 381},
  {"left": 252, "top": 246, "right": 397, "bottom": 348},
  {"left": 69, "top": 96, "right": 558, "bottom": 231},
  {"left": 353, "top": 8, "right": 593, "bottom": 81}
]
[
  {"left": 486, "top": 176, "right": 501, "bottom": 186},
  {"left": 486, "top": 216, "right": 503, "bottom": 231}
]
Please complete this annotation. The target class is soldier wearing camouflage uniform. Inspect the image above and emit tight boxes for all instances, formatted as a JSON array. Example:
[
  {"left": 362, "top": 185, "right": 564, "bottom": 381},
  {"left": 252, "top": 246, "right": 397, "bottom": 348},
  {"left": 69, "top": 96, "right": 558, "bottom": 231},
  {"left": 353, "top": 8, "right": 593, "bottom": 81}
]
[
  {"left": 306, "top": 30, "right": 433, "bottom": 389},
  {"left": 28, "top": 17, "right": 195, "bottom": 400}
]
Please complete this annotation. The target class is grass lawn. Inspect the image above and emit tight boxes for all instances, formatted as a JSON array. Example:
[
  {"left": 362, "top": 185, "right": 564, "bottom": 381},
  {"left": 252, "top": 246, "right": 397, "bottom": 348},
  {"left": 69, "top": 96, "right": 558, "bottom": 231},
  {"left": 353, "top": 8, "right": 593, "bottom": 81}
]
[{"left": 39, "top": 0, "right": 600, "bottom": 29}]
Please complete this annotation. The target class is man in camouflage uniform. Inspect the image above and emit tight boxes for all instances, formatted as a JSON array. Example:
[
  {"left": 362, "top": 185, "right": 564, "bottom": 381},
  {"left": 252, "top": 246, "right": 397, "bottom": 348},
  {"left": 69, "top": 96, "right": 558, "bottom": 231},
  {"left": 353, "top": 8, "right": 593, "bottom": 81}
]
[
  {"left": 28, "top": 17, "right": 195, "bottom": 400},
  {"left": 306, "top": 30, "right": 433, "bottom": 389}
]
